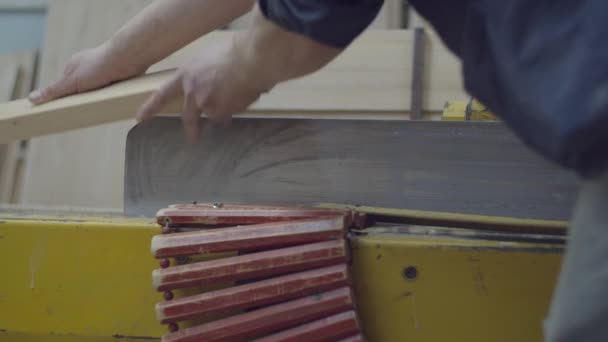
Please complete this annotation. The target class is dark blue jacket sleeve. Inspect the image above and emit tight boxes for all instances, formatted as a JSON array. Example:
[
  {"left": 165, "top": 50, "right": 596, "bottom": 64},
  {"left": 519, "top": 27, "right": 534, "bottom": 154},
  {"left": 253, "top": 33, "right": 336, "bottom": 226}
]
[
  {"left": 412, "top": 0, "right": 608, "bottom": 178},
  {"left": 257, "top": 0, "right": 384, "bottom": 48}
]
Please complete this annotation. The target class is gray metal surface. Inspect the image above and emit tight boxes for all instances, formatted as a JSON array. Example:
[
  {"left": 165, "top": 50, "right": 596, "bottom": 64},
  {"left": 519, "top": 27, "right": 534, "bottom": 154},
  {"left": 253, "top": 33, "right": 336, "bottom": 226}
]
[{"left": 124, "top": 118, "right": 579, "bottom": 219}]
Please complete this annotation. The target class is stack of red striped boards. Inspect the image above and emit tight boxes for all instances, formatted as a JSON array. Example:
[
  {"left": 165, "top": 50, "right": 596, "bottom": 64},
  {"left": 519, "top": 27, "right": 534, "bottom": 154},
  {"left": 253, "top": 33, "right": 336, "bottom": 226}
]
[{"left": 151, "top": 204, "right": 367, "bottom": 342}]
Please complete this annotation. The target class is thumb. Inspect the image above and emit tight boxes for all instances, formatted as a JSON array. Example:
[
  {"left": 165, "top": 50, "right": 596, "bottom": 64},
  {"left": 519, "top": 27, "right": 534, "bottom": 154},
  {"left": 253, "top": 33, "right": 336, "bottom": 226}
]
[
  {"left": 28, "top": 76, "right": 77, "bottom": 105},
  {"left": 135, "top": 73, "right": 182, "bottom": 123}
]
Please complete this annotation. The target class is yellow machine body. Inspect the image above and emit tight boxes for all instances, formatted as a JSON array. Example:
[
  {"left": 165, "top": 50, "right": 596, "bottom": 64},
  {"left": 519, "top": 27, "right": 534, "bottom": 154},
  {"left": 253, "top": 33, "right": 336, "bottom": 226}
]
[{"left": 0, "top": 212, "right": 563, "bottom": 341}]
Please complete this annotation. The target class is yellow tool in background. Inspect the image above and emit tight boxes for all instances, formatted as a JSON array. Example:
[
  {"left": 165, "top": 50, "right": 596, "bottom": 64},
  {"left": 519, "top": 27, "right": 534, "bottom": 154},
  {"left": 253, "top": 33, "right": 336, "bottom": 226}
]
[{"left": 442, "top": 98, "right": 499, "bottom": 121}]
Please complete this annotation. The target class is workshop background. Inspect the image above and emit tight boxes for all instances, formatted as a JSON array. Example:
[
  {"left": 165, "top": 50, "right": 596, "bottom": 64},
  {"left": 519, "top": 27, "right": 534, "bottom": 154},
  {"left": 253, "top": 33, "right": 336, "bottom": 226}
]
[
  {"left": 0, "top": 1, "right": 574, "bottom": 342},
  {"left": 0, "top": 0, "right": 468, "bottom": 211}
]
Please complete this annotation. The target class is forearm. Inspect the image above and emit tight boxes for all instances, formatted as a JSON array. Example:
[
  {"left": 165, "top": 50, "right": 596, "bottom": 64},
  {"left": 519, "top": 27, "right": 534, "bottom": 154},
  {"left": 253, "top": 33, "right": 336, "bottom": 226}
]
[
  {"left": 105, "top": 0, "right": 255, "bottom": 76},
  {"left": 231, "top": 5, "right": 343, "bottom": 91}
]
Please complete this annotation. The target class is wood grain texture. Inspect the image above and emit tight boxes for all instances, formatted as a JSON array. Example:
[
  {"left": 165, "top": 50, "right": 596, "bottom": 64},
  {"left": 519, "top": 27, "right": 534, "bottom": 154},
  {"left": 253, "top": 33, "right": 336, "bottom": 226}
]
[
  {"left": 153, "top": 240, "right": 347, "bottom": 291},
  {"left": 156, "top": 264, "right": 349, "bottom": 323},
  {"left": 162, "top": 287, "right": 354, "bottom": 342},
  {"left": 151, "top": 217, "right": 346, "bottom": 258},
  {"left": 125, "top": 118, "right": 578, "bottom": 220},
  {"left": 251, "top": 311, "right": 360, "bottom": 342}
]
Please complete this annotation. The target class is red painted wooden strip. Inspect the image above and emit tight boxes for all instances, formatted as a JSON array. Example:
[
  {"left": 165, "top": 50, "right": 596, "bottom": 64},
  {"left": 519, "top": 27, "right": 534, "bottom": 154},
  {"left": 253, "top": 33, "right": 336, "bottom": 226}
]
[
  {"left": 337, "top": 334, "right": 366, "bottom": 342},
  {"left": 153, "top": 240, "right": 348, "bottom": 291},
  {"left": 156, "top": 264, "right": 350, "bottom": 323},
  {"left": 161, "top": 287, "right": 354, "bottom": 342},
  {"left": 157, "top": 204, "right": 351, "bottom": 226},
  {"left": 151, "top": 217, "right": 346, "bottom": 258},
  {"left": 251, "top": 310, "right": 360, "bottom": 342}
]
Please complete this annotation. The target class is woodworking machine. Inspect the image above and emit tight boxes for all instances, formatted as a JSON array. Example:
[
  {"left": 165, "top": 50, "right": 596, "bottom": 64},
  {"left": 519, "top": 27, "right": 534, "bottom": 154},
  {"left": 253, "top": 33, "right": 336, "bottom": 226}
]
[{"left": 0, "top": 99, "right": 575, "bottom": 341}]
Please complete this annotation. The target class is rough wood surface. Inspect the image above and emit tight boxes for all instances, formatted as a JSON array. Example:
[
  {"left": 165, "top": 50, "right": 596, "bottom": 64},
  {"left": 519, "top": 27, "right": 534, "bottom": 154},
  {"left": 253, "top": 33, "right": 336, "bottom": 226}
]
[
  {"left": 125, "top": 118, "right": 578, "bottom": 220},
  {"left": 156, "top": 264, "right": 349, "bottom": 323},
  {"left": 151, "top": 217, "right": 346, "bottom": 258},
  {"left": 162, "top": 287, "right": 354, "bottom": 342},
  {"left": 251, "top": 311, "right": 360, "bottom": 342},
  {"left": 153, "top": 240, "right": 347, "bottom": 291}
]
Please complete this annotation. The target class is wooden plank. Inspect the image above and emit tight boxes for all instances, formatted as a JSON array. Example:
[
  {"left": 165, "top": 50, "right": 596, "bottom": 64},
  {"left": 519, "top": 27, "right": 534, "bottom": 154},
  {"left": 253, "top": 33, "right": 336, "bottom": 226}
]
[
  {"left": 153, "top": 239, "right": 348, "bottom": 291},
  {"left": 124, "top": 118, "right": 578, "bottom": 220},
  {"left": 1, "top": 30, "right": 417, "bottom": 145},
  {"left": 151, "top": 217, "right": 346, "bottom": 258},
  {"left": 162, "top": 287, "right": 354, "bottom": 342},
  {"left": 156, "top": 264, "right": 350, "bottom": 323},
  {"left": 251, "top": 311, "right": 360, "bottom": 342}
]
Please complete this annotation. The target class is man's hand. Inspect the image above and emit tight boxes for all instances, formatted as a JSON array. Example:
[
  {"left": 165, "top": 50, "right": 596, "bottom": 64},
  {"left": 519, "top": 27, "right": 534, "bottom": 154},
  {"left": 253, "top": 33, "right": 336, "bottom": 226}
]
[
  {"left": 135, "top": 38, "right": 272, "bottom": 142},
  {"left": 29, "top": 43, "right": 143, "bottom": 105},
  {"left": 28, "top": 0, "right": 254, "bottom": 106}
]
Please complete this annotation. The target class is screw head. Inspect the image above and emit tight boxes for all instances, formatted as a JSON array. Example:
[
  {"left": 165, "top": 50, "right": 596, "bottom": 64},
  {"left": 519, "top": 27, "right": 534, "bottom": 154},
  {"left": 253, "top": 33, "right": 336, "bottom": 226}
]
[
  {"left": 161, "top": 225, "right": 172, "bottom": 234},
  {"left": 213, "top": 203, "right": 224, "bottom": 209},
  {"left": 160, "top": 258, "right": 170, "bottom": 268},
  {"left": 168, "top": 322, "right": 179, "bottom": 333},
  {"left": 403, "top": 266, "right": 418, "bottom": 281},
  {"left": 164, "top": 291, "right": 174, "bottom": 301}
]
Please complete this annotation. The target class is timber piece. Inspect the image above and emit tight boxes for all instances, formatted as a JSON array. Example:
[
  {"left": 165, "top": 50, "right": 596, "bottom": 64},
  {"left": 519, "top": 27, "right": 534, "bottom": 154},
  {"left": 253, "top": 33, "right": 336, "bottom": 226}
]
[
  {"left": 157, "top": 203, "right": 350, "bottom": 227},
  {"left": 0, "top": 70, "right": 175, "bottom": 145},
  {"left": 162, "top": 287, "right": 354, "bottom": 342},
  {"left": 251, "top": 311, "right": 360, "bottom": 342},
  {"left": 156, "top": 264, "right": 350, "bottom": 323},
  {"left": 125, "top": 118, "right": 578, "bottom": 221},
  {"left": 1, "top": 29, "right": 417, "bottom": 146},
  {"left": 151, "top": 217, "right": 346, "bottom": 258},
  {"left": 153, "top": 239, "right": 348, "bottom": 291}
]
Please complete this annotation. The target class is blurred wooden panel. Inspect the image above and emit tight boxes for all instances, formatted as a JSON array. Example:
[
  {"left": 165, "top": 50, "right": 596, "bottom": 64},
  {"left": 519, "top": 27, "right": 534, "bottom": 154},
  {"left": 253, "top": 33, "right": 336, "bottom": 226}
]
[
  {"left": 20, "top": 0, "right": 150, "bottom": 210},
  {"left": 0, "top": 52, "right": 36, "bottom": 204}
]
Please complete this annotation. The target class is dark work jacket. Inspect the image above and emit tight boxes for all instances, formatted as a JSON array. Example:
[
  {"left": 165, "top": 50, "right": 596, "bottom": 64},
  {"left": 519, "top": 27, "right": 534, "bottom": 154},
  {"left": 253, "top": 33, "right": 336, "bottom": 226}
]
[{"left": 258, "top": 0, "right": 608, "bottom": 179}]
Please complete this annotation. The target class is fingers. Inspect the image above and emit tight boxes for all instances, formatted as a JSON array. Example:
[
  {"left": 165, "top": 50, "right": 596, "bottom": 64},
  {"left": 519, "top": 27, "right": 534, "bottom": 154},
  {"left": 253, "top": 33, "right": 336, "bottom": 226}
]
[
  {"left": 135, "top": 73, "right": 182, "bottom": 123},
  {"left": 182, "top": 97, "right": 201, "bottom": 143},
  {"left": 28, "top": 76, "right": 77, "bottom": 105}
]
